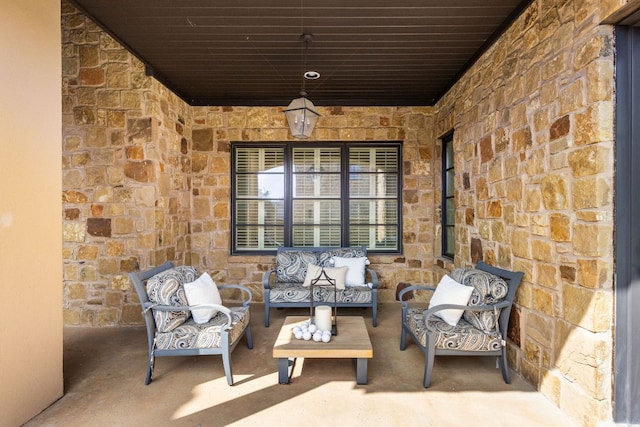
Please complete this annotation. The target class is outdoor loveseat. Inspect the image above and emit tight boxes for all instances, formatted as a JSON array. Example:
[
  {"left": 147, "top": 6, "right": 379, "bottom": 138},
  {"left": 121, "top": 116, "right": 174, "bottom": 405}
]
[{"left": 262, "top": 246, "right": 378, "bottom": 327}]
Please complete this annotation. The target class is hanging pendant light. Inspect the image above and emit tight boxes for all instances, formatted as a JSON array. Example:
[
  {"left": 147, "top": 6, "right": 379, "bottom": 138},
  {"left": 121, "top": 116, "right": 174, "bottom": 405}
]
[{"left": 284, "top": 34, "right": 320, "bottom": 139}]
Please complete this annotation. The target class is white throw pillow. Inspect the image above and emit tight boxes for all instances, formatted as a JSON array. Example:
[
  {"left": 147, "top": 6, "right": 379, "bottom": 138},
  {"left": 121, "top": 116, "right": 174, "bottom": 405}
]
[
  {"left": 303, "top": 264, "right": 347, "bottom": 290},
  {"left": 183, "top": 272, "right": 222, "bottom": 324},
  {"left": 333, "top": 256, "right": 367, "bottom": 287},
  {"left": 428, "top": 274, "right": 474, "bottom": 326}
]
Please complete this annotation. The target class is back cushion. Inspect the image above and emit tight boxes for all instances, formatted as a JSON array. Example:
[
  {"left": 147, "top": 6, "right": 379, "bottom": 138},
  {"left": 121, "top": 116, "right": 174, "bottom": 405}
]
[
  {"left": 450, "top": 267, "right": 508, "bottom": 332},
  {"left": 146, "top": 266, "right": 198, "bottom": 332},
  {"left": 318, "top": 247, "right": 367, "bottom": 267},
  {"left": 276, "top": 251, "right": 320, "bottom": 283}
]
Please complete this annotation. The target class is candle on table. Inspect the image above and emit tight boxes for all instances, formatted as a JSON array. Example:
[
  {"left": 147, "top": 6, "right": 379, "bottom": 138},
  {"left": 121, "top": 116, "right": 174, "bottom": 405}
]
[{"left": 315, "top": 305, "right": 332, "bottom": 332}]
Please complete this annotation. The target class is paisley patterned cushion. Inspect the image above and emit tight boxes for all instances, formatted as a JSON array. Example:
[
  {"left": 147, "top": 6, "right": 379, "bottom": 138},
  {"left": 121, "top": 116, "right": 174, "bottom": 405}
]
[
  {"left": 405, "top": 308, "right": 502, "bottom": 352},
  {"left": 318, "top": 247, "right": 367, "bottom": 267},
  {"left": 146, "top": 266, "right": 198, "bottom": 332},
  {"left": 155, "top": 306, "right": 250, "bottom": 350},
  {"left": 268, "top": 282, "right": 373, "bottom": 304},
  {"left": 450, "top": 268, "right": 509, "bottom": 333},
  {"left": 276, "top": 251, "right": 320, "bottom": 283}
]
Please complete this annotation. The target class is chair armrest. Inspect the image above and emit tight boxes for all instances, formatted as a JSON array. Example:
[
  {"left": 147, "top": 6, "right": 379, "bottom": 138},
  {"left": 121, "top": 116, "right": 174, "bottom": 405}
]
[
  {"left": 218, "top": 284, "right": 253, "bottom": 307},
  {"left": 460, "top": 300, "right": 510, "bottom": 313},
  {"left": 147, "top": 303, "right": 234, "bottom": 329},
  {"left": 365, "top": 267, "right": 378, "bottom": 288},
  {"left": 263, "top": 269, "right": 276, "bottom": 289},
  {"left": 398, "top": 285, "right": 435, "bottom": 302}
]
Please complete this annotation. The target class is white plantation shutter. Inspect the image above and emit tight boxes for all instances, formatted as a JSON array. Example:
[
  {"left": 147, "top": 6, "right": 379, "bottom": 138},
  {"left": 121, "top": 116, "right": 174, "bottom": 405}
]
[
  {"left": 234, "top": 147, "right": 285, "bottom": 249},
  {"left": 291, "top": 147, "right": 342, "bottom": 246},
  {"left": 348, "top": 147, "right": 399, "bottom": 249}
]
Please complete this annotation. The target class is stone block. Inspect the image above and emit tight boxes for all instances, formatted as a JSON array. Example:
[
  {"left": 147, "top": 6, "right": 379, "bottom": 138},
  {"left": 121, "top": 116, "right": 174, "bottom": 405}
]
[
  {"left": 550, "top": 213, "right": 570, "bottom": 242},
  {"left": 568, "top": 145, "right": 610, "bottom": 177},
  {"left": 107, "top": 241, "right": 125, "bottom": 256},
  {"left": 541, "top": 174, "right": 568, "bottom": 209},
  {"left": 113, "top": 217, "right": 134, "bottom": 234},
  {"left": 125, "top": 160, "right": 155, "bottom": 182},
  {"left": 573, "top": 223, "right": 612, "bottom": 257},
  {"left": 532, "top": 286, "right": 556, "bottom": 316},
  {"left": 555, "top": 319, "right": 612, "bottom": 399},
  {"left": 128, "top": 118, "right": 153, "bottom": 144},
  {"left": 87, "top": 217, "right": 111, "bottom": 237},
  {"left": 525, "top": 310, "right": 553, "bottom": 347},
  {"left": 512, "top": 229, "right": 531, "bottom": 258},
  {"left": 98, "top": 258, "right": 118, "bottom": 275},
  {"left": 73, "top": 106, "right": 96, "bottom": 125},
  {"left": 549, "top": 115, "right": 570, "bottom": 141},
  {"left": 576, "top": 259, "right": 609, "bottom": 289},
  {"left": 193, "top": 128, "right": 214, "bottom": 151},
  {"left": 97, "top": 308, "right": 119, "bottom": 326},
  {"left": 68, "top": 283, "right": 87, "bottom": 300},
  {"left": 105, "top": 291, "right": 123, "bottom": 307},
  {"left": 64, "top": 222, "right": 86, "bottom": 243},
  {"left": 562, "top": 285, "right": 612, "bottom": 332},
  {"left": 135, "top": 186, "right": 156, "bottom": 207},
  {"left": 532, "top": 239, "right": 554, "bottom": 262},
  {"left": 574, "top": 103, "right": 614, "bottom": 146},
  {"left": 80, "top": 67, "right": 105, "bottom": 86},
  {"left": 572, "top": 177, "right": 610, "bottom": 209},
  {"left": 537, "top": 263, "right": 559, "bottom": 289},
  {"left": 77, "top": 245, "right": 99, "bottom": 260},
  {"left": 63, "top": 309, "right": 81, "bottom": 325}
]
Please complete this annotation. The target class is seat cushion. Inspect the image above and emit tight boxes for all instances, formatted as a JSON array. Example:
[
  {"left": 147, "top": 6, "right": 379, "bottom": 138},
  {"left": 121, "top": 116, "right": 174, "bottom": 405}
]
[
  {"left": 276, "top": 250, "right": 320, "bottom": 283},
  {"left": 450, "top": 268, "right": 509, "bottom": 333},
  {"left": 155, "top": 306, "right": 250, "bottom": 350},
  {"left": 268, "top": 282, "right": 372, "bottom": 304},
  {"left": 405, "top": 308, "right": 503, "bottom": 352},
  {"left": 146, "top": 266, "right": 198, "bottom": 332}
]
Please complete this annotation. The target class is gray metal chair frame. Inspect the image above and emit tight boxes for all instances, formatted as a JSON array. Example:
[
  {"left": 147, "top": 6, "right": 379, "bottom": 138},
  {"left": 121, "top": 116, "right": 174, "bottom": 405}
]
[
  {"left": 129, "top": 261, "right": 253, "bottom": 386},
  {"left": 399, "top": 261, "right": 524, "bottom": 388}
]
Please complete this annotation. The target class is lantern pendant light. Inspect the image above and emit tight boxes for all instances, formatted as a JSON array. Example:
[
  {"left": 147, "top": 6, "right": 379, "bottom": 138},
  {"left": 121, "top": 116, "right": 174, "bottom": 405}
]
[{"left": 284, "top": 33, "right": 320, "bottom": 139}]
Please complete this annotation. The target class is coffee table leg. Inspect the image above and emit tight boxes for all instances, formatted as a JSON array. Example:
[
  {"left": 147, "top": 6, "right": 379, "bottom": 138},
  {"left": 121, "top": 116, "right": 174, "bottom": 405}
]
[
  {"left": 278, "top": 358, "right": 293, "bottom": 384},
  {"left": 356, "top": 358, "right": 368, "bottom": 385}
]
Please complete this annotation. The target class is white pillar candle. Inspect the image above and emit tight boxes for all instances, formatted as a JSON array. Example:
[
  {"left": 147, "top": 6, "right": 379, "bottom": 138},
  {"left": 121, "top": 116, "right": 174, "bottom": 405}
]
[{"left": 315, "top": 305, "right": 333, "bottom": 332}]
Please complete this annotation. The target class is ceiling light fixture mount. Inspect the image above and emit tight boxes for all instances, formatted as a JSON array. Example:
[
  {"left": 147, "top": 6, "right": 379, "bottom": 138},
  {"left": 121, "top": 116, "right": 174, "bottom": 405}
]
[{"left": 284, "top": 33, "right": 320, "bottom": 139}]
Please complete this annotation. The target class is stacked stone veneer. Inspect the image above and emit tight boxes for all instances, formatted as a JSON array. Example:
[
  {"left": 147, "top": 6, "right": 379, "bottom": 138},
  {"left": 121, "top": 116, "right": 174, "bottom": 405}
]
[
  {"left": 61, "top": 0, "right": 627, "bottom": 424},
  {"left": 433, "top": 0, "right": 624, "bottom": 425},
  {"left": 62, "top": 1, "right": 193, "bottom": 325},
  {"left": 61, "top": 0, "right": 436, "bottom": 328}
]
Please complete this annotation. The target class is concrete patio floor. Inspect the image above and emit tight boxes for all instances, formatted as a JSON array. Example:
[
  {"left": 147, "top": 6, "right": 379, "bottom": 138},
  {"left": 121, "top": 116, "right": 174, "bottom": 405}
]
[{"left": 25, "top": 303, "right": 578, "bottom": 427}]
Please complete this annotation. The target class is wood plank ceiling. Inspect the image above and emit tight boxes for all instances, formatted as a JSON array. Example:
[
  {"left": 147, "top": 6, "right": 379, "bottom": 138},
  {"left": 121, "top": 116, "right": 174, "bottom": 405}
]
[{"left": 68, "top": 0, "right": 533, "bottom": 106}]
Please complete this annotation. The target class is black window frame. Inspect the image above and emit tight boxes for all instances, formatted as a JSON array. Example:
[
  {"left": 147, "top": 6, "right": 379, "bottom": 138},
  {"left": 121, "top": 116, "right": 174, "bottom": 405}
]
[
  {"left": 441, "top": 132, "right": 455, "bottom": 259},
  {"left": 231, "top": 141, "right": 403, "bottom": 255}
]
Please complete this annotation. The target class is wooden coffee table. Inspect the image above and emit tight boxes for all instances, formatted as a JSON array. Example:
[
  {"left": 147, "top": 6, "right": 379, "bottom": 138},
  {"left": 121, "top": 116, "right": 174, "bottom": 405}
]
[{"left": 273, "top": 316, "right": 373, "bottom": 385}]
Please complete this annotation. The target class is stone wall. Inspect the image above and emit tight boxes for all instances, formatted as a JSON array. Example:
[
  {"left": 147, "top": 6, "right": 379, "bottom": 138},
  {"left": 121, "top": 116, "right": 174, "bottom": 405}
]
[
  {"left": 188, "top": 105, "right": 437, "bottom": 301},
  {"left": 433, "top": 0, "right": 624, "bottom": 424},
  {"left": 61, "top": 0, "right": 437, "bottom": 326},
  {"left": 62, "top": 1, "right": 192, "bottom": 325}
]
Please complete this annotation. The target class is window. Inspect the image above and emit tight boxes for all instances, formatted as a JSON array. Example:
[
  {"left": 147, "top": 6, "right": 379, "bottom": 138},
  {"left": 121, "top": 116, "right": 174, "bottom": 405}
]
[
  {"left": 442, "top": 132, "right": 455, "bottom": 258},
  {"left": 232, "top": 142, "right": 402, "bottom": 254}
]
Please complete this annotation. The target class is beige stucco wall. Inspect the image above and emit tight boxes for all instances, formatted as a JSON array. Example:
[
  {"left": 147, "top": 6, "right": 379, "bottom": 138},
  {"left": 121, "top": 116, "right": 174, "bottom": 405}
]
[{"left": 0, "top": 0, "right": 63, "bottom": 425}]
